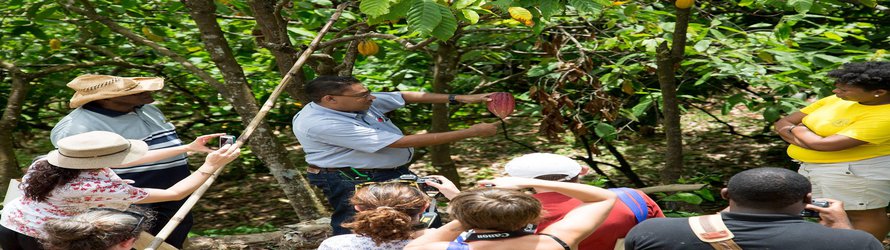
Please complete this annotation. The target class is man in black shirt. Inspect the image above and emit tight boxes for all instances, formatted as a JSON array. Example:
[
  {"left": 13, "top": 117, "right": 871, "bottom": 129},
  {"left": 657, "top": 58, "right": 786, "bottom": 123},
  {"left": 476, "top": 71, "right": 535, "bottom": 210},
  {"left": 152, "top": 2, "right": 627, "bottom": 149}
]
[{"left": 625, "top": 167, "right": 882, "bottom": 250}]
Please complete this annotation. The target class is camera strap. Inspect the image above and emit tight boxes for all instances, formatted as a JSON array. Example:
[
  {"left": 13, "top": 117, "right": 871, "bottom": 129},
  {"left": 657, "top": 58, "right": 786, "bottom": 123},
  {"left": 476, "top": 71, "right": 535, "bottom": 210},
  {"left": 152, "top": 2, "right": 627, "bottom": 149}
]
[
  {"left": 463, "top": 229, "right": 533, "bottom": 242},
  {"left": 688, "top": 214, "right": 741, "bottom": 250},
  {"left": 419, "top": 201, "right": 438, "bottom": 228}
]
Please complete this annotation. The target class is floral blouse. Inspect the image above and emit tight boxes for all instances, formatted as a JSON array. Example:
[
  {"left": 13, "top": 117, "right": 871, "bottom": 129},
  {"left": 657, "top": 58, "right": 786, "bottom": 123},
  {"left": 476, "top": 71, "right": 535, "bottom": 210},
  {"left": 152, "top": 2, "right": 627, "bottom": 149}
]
[{"left": 0, "top": 163, "right": 148, "bottom": 239}]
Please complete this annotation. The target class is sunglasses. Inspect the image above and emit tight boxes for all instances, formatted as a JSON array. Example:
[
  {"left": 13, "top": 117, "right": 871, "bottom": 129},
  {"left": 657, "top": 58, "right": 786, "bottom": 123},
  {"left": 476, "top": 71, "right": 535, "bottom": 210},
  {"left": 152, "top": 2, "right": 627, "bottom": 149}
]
[
  {"left": 354, "top": 180, "right": 422, "bottom": 192},
  {"left": 89, "top": 207, "right": 146, "bottom": 235}
]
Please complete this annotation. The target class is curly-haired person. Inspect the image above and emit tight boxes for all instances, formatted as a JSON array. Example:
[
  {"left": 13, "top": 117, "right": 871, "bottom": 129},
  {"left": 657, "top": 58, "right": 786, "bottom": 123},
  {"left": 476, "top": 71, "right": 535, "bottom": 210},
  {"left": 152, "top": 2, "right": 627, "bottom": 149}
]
[
  {"left": 318, "top": 182, "right": 431, "bottom": 250},
  {"left": 774, "top": 61, "right": 890, "bottom": 240}
]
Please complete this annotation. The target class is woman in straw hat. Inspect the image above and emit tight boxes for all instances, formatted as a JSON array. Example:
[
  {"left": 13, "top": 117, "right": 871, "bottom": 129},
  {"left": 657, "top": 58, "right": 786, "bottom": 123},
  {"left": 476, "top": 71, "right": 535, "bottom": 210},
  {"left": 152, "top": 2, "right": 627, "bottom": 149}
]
[{"left": 0, "top": 131, "right": 241, "bottom": 250}]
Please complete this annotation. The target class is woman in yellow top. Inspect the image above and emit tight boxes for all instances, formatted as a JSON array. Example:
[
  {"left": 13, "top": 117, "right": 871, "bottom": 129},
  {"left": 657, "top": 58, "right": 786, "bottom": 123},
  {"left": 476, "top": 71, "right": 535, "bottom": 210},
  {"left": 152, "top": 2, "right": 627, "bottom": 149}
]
[{"left": 775, "top": 62, "right": 890, "bottom": 240}]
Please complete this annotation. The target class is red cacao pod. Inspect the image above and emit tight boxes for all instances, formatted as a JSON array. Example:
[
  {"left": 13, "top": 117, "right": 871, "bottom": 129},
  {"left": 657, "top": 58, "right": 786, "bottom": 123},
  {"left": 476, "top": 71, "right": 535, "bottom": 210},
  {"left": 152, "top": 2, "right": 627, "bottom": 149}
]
[{"left": 487, "top": 92, "right": 515, "bottom": 119}]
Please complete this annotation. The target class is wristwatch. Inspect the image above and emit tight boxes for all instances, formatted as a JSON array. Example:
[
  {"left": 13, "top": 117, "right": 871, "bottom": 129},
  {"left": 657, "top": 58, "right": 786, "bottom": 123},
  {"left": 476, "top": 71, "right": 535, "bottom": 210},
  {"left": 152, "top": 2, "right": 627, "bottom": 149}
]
[{"left": 448, "top": 94, "right": 458, "bottom": 105}]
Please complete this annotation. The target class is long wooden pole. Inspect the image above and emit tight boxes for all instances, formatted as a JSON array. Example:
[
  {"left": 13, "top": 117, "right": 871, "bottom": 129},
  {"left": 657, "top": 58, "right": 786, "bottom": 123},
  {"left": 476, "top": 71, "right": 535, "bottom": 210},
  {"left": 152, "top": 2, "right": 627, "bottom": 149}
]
[{"left": 145, "top": 4, "right": 348, "bottom": 249}]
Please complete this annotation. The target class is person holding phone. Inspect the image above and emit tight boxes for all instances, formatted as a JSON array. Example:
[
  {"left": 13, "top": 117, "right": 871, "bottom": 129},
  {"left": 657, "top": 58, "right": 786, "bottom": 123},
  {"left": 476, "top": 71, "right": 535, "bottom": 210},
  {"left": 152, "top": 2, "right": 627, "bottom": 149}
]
[
  {"left": 0, "top": 131, "right": 241, "bottom": 250},
  {"left": 49, "top": 74, "right": 199, "bottom": 247}
]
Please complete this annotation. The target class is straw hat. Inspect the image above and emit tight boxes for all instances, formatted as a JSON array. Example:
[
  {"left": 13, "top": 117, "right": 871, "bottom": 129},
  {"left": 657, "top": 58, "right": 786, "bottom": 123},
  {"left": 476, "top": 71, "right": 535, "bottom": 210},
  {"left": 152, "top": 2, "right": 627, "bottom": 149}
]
[
  {"left": 67, "top": 74, "right": 164, "bottom": 108},
  {"left": 47, "top": 131, "right": 149, "bottom": 169}
]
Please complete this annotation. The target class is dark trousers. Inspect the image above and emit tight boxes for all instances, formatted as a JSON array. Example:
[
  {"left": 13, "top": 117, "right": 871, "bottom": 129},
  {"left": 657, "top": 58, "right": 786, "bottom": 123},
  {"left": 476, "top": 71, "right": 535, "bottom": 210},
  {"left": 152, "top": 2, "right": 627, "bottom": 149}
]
[
  {"left": 0, "top": 225, "right": 43, "bottom": 250},
  {"left": 308, "top": 167, "right": 414, "bottom": 235},
  {"left": 135, "top": 201, "right": 194, "bottom": 249}
]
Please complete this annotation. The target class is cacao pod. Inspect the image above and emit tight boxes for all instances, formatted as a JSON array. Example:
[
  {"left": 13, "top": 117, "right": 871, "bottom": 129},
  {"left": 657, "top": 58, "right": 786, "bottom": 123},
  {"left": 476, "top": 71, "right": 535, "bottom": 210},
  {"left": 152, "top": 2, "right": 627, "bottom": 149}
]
[
  {"left": 487, "top": 92, "right": 515, "bottom": 119},
  {"left": 358, "top": 40, "right": 379, "bottom": 56},
  {"left": 49, "top": 39, "right": 61, "bottom": 50},
  {"left": 675, "top": 0, "right": 694, "bottom": 9}
]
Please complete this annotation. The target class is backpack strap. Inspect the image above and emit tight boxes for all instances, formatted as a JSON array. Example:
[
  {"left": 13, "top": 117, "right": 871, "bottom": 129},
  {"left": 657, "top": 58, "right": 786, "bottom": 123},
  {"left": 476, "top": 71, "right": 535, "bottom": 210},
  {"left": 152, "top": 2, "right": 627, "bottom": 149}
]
[
  {"left": 688, "top": 214, "right": 743, "bottom": 250},
  {"left": 609, "top": 188, "right": 649, "bottom": 224}
]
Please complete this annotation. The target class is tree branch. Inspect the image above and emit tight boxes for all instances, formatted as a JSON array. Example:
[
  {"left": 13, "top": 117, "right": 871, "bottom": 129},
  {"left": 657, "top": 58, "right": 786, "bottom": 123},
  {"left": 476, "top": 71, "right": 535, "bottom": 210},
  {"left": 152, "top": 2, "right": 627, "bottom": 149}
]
[{"left": 317, "top": 33, "right": 435, "bottom": 51}]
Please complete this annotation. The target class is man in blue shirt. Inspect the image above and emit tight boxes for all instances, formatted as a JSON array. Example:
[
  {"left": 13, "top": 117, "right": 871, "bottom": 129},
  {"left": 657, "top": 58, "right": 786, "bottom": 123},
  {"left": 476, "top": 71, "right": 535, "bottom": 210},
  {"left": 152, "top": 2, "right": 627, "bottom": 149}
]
[{"left": 292, "top": 75, "right": 499, "bottom": 234}]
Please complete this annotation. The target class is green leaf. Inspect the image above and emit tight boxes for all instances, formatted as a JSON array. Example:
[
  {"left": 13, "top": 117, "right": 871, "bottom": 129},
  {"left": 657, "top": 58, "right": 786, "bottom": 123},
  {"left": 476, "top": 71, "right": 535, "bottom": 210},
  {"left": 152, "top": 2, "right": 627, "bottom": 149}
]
[
  {"left": 431, "top": 5, "right": 457, "bottom": 40},
  {"left": 461, "top": 9, "right": 480, "bottom": 24},
  {"left": 540, "top": 0, "right": 563, "bottom": 19},
  {"left": 662, "top": 192, "right": 703, "bottom": 205},
  {"left": 787, "top": 0, "right": 813, "bottom": 13},
  {"left": 360, "top": 0, "right": 391, "bottom": 17},
  {"left": 763, "top": 105, "right": 780, "bottom": 122},
  {"left": 774, "top": 22, "right": 791, "bottom": 41},
  {"left": 631, "top": 96, "right": 653, "bottom": 118},
  {"left": 694, "top": 189, "right": 715, "bottom": 202},
  {"left": 407, "top": 0, "right": 442, "bottom": 35},
  {"left": 452, "top": 0, "right": 476, "bottom": 9},
  {"left": 822, "top": 32, "right": 843, "bottom": 41},
  {"left": 594, "top": 122, "right": 617, "bottom": 141},
  {"left": 567, "top": 0, "right": 602, "bottom": 14},
  {"left": 693, "top": 39, "right": 710, "bottom": 52},
  {"left": 369, "top": 0, "right": 415, "bottom": 24},
  {"left": 859, "top": 0, "right": 877, "bottom": 7},
  {"left": 738, "top": 0, "right": 754, "bottom": 7}
]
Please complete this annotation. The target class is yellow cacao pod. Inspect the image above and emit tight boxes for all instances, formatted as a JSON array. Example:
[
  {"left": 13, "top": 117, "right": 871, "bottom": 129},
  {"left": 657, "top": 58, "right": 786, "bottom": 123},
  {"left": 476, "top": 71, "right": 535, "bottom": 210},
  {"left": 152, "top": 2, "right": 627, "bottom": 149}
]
[
  {"left": 358, "top": 40, "right": 379, "bottom": 56},
  {"left": 675, "top": 0, "right": 694, "bottom": 9},
  {"left": 49, "top": 39, "right": 62, "bottom": 50}
]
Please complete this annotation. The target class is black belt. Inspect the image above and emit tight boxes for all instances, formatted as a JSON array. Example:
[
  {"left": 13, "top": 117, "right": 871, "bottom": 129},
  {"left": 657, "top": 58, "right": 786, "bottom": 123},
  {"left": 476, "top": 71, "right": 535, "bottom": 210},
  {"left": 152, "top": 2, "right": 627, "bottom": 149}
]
[{"left": 307, "top": 165, "right": 402, "bottom": 174}]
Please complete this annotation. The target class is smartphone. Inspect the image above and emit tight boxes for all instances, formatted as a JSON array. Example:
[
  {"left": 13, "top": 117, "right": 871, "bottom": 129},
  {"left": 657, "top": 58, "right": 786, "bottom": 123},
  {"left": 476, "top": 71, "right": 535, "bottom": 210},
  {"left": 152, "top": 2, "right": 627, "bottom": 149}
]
[{"left": 219, "top": 135, "right": 236, "bottom": 147}]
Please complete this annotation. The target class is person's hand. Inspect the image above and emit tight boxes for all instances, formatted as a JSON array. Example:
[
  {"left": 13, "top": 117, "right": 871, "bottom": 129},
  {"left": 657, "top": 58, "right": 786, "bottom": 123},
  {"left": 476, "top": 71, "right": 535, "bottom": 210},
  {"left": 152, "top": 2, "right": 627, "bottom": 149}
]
[
  {"left": 457, "top": 93, "right": 493, "bottom": 104},
  {"left": 477, "top": 177, "right": 539, "bottom": 190},
  {"left": 469, "top": 122, "right": 499, "bottom": 137},
  {"left": 810, "top": 198, "right": 853, "bottom": 229},
  {"left": 424, "top": 175, "right": 461, "bottom": 200},
  {"left": 202, "top": 144, "right": 241, "bottom": 172},
  {"left": 186, "top": 133, "right": 225, "bottom": 153}
]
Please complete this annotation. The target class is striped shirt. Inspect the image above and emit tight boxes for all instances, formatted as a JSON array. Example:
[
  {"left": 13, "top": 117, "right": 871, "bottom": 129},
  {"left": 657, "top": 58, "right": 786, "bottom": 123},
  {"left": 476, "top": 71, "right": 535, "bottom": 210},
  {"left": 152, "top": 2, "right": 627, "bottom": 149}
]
[{"left": 50, "top": 103, "right": 190, "bottom": 189}]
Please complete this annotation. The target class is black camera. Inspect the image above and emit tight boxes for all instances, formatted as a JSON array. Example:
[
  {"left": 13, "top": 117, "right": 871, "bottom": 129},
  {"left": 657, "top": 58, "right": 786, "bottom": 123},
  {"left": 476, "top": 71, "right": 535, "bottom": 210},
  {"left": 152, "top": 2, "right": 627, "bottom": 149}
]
[
  {"left": 399, "top": 174, "right": 442, "bottom": 196},
  {"left": 219, "top": 135, "right": 236, "bottom": 147},
  {"left": 800, "top": 200, "right": 830, "bottom": 217}
]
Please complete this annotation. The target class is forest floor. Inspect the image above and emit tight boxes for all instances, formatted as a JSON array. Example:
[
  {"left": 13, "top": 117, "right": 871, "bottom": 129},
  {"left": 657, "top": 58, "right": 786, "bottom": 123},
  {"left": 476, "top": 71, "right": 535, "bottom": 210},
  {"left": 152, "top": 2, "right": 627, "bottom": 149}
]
[{"left": 189, "top": 104, "right": 794, "bottom": 235}]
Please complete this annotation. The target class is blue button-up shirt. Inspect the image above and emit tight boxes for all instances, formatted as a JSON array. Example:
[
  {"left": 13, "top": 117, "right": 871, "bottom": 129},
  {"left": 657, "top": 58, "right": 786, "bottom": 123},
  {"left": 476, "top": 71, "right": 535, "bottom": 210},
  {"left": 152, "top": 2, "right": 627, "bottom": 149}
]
[{"left": 292, "top": 92, "right": 414, "bottom": 169}]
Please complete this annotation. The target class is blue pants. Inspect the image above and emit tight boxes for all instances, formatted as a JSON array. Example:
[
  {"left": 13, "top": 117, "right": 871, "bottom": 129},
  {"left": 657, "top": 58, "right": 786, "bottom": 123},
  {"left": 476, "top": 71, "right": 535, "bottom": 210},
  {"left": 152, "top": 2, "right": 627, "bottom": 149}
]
[{"left": 308, "top": 167, "right": 414, "bottom": 235}]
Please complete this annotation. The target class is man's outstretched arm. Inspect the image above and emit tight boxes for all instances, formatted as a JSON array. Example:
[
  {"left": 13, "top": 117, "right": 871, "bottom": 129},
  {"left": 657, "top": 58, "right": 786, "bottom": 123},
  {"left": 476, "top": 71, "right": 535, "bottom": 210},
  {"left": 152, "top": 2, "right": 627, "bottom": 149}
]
[
  {"left": 387, "top": 122, "right": 499, "bottom": 148},
  {"left": 400, "top": 91, "right": 492, "bottom": 104}
]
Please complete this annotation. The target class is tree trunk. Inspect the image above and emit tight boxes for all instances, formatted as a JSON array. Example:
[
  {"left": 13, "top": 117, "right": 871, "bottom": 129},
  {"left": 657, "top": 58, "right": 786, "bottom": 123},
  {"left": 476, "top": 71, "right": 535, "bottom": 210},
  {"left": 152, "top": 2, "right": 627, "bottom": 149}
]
[
  {"left": 247, "top": 0, "right": 308, "bottom": 102},
  {"left": 655, "top": 7, "right": 692, "bottom": 184},
  {"left": 0, "top": 66, "right": 27, "bottom": 195},
  {"left": 430, "top": 41, "right": 461, "bottom": 185},
  {"left": 182, "top": 0, "right": 324, "bottom": 221}
]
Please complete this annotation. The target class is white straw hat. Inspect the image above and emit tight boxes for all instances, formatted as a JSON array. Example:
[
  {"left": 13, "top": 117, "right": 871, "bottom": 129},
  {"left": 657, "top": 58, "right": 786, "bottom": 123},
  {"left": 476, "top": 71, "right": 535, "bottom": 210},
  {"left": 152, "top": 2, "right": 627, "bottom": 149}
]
[
  {"left": 46, "top": 131, "right": 149, "bottom": 169},
  {"left": 67, "top": 74, "right": 164, "bottom": 108},
  {"left": 504, "top": 153, "right": 582, "bottom": 181}
]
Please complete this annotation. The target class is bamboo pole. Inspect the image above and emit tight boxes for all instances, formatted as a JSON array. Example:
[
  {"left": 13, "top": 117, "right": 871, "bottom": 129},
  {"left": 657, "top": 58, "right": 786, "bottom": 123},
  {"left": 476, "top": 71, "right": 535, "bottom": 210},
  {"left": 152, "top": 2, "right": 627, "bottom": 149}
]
[{"left": 145, "top": 3, "right": 348, "bottom": 249}]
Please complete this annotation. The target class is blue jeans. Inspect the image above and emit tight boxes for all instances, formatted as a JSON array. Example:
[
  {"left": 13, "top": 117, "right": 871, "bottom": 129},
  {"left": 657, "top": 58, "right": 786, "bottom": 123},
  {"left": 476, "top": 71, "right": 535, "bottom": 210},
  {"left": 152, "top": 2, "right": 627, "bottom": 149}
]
[{"left": 307, "top": 167, "right": 414, "bottom": 235}]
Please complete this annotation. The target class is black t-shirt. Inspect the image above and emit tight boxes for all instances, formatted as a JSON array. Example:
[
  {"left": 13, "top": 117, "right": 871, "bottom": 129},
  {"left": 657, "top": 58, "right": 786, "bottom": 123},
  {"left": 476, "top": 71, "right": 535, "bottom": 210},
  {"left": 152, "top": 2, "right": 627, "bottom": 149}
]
[{"left": 625, "top": 212, "right": 882, "bottom": 250}]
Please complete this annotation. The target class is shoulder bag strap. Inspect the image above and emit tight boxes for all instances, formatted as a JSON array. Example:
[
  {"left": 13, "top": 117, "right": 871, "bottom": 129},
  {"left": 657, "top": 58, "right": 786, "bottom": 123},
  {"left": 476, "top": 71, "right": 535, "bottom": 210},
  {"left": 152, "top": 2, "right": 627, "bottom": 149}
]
[
  {"left": 688, "top": 214, "right": 743, "bottom": 250},
  {"left": 610, "top": 187, "right": 648, "bottom": 223}
]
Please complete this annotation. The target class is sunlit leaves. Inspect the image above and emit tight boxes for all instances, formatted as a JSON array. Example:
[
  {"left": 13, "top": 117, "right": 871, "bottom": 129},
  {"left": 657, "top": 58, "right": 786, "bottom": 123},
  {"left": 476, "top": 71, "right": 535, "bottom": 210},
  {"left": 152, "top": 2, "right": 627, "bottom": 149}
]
[
  {"left": 787, "top": 0, "right": 813, "bottom": 13},
  {"left": 359, "top": 0, "right": 390, "bottom": 17},
  {"left": 431, "top": 5, "right": 457, "bottom": 41},
  {"left": 407, "top": 0, "right": 442, "bottom": 35}
]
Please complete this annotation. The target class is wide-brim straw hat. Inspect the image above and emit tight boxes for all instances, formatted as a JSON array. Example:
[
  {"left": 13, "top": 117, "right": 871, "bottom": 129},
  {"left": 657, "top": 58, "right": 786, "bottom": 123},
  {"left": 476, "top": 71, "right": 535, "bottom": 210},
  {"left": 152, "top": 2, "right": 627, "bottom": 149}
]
[
  {"left": 67, "top": 74, "right": 164, "bottom": 108},
  {"left": 47, "top": 131, "right": 149, "bottom": 169}
]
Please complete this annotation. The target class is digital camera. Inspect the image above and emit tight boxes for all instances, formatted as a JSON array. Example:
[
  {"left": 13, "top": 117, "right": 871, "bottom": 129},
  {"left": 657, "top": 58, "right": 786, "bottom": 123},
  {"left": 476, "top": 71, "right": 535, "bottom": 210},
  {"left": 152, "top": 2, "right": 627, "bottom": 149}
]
[
  {"left": 800, "top": 200, "right": 830, "bottom": 217},
  {"left": 399, "top": 174, "right": 442, "bottom": 196},
  {"left": 219, "top": 135, "right": 236, "bottom": 147}
]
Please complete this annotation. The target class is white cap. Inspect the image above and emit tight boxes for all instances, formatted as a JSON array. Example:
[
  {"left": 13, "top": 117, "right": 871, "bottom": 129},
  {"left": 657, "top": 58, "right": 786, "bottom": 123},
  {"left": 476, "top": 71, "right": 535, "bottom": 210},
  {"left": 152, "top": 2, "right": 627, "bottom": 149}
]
[{"left": 504, "top": 153, "right": 582, "bottom": 181}]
